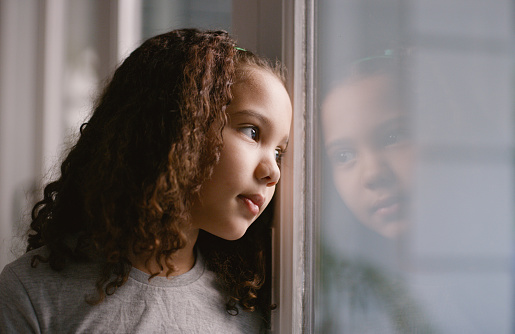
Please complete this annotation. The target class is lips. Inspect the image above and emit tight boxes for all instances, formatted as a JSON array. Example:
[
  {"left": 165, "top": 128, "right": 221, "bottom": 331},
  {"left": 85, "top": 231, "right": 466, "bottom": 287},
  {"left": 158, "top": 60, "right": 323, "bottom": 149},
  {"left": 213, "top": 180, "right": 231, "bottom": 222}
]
[
  {"left": 370, "top": 196, "right": 402, "bottom": 217},
  {"left": 237, "top": 194, "right": 265, "bottom": 216}
]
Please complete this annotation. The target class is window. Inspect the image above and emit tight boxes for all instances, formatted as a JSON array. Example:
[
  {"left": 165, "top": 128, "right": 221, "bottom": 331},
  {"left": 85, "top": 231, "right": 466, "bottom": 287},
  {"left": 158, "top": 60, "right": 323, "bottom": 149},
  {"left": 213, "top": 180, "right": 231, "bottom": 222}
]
[{"left": 313, "top": 0, "right": 514, "bottom": 333}]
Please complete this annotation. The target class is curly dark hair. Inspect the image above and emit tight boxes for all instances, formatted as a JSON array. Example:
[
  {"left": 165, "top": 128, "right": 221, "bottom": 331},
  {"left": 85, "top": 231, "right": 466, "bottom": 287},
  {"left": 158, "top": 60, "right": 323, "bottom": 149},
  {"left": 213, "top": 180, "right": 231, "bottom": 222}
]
[{"left": 27, "top": 28, "right": 284, "bottom": 316}]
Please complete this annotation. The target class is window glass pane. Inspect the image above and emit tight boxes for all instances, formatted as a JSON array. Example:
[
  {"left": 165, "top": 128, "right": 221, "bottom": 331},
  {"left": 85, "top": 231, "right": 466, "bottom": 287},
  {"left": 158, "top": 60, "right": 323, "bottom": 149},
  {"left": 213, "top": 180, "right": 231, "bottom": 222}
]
[
  {"left": 314, "top": 0, "right": 514, "bottom": 333},
  {"left": 142, "top": 0, "right": 232, "bottom": 38}
]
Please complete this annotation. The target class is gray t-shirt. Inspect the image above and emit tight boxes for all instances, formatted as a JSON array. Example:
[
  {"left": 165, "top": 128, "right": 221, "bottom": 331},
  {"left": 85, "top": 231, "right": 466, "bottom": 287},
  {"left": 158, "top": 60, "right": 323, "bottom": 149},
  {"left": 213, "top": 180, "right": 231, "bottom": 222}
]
[{"left": 0, "top": 247, "right": 265, "bottom": 333}]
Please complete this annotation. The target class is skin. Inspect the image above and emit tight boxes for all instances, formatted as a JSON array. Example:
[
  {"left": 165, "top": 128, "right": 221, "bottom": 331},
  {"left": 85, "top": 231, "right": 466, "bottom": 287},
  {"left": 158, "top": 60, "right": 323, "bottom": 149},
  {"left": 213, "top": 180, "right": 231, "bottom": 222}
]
[
  {"left": 191, "top": 68, "right": 292, "bottom": 239},
  {"left": 322, "top": 75, "right": 413, "bottom": 238},
  {"left": 131, "top": 67, "right": 292, "bottom": 276}
]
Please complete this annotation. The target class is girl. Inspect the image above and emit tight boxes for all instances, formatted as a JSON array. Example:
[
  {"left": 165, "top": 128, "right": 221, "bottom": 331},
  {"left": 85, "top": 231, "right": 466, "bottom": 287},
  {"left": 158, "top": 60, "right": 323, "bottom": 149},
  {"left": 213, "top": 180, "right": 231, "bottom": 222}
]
[{"left": 0, "top": 28, "right": 292, "bottom": 333}]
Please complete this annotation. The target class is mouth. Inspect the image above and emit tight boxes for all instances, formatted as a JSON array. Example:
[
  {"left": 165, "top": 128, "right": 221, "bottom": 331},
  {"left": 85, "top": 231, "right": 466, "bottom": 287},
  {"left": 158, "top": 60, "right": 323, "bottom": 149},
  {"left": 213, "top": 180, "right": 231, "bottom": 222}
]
[
  {"left": 370, "top": 196, "right": 402, "bottom": 217},
  {"left": 237, "top": 194, "right": 265, "bottom": 216}
]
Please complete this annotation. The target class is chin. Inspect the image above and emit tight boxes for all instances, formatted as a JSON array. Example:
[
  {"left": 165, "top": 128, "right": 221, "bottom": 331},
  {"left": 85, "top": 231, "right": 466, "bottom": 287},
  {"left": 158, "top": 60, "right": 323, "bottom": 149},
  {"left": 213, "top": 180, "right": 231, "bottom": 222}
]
[
  {"left": 366, "top": 218, "right": 408, "bottom": 238},
  {"left": 223, "top": 234, "right": 246, "bottom": 241},
  {"left": 224, "top": 227, "right": 251, "bottom": 241},
  {"left": 211, "top": 222, "right": 252, "bottom": 241}
]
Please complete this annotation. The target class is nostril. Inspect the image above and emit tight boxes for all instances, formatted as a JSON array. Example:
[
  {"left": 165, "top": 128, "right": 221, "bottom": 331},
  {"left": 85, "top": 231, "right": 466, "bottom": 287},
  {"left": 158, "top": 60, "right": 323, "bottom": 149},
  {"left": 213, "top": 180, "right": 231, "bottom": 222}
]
[{"left": 266, "top": 180, "right": 277, "bottom": 187}]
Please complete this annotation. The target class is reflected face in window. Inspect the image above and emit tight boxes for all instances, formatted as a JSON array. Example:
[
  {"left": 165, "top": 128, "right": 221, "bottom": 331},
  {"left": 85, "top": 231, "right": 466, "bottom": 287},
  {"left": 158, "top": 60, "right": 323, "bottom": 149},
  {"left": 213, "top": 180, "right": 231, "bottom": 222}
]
[{"left": 322, "top": 75, "right": 413, "bottom": 237}]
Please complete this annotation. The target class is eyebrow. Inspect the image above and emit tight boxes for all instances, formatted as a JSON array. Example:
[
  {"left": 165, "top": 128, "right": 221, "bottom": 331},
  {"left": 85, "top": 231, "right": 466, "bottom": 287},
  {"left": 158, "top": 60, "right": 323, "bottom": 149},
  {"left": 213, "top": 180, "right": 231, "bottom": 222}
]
[
  {"left": 231, "top": 109, "right": 272, "bottom": 128},
  {"left": 378, "top": 115, "right": 409, "bottom": 131},
  {"left": 326, "top": 138, "right": 352, "bottom": 152},
  {"left": 325, "top": 115, "right": 409, "bottom": 151}
]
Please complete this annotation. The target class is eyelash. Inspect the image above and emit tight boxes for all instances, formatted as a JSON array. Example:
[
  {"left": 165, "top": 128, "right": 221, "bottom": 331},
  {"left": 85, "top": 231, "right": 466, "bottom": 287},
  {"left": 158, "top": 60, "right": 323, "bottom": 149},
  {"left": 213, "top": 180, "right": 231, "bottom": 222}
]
[{"left": 275, "top": 148, "right": 285, "bottom": 166}]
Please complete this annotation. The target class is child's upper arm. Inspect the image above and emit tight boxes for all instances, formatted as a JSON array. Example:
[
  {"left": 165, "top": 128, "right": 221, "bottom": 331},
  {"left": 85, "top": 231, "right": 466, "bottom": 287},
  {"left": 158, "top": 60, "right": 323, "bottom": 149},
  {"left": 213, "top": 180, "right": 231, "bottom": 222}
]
[{"left": 0, "top": 265, "right": 41, "bottom": 334}]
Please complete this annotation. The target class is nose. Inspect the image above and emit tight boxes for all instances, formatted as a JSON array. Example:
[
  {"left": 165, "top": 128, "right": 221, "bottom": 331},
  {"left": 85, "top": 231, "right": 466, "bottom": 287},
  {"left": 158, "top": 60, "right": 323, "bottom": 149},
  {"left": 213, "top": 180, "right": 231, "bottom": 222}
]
[
  {"left": 360, "top": 150, "right": 394, "bottom": 189},
  {"left": 255, "top": 152, "right": 281, "bottom": 187}
]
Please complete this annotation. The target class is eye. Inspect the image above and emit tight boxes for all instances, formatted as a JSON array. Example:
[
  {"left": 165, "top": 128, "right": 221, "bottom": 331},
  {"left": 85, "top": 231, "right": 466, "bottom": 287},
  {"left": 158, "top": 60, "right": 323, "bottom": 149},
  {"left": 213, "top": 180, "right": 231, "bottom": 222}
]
[
  {"left": 275, "top": 148, "right": 284, "bottom": 166},
  {"left": 330, "top": 149, "right": 356, "bottom": 165},
  {"left": 383, "top": 129, "right": 410, "bottom": 147},
  {"left": 384, "top": 134, "right": 400, "bottom": 146},
  {"left": 240, "top": 126, "right": 259, "bottom": 141}
]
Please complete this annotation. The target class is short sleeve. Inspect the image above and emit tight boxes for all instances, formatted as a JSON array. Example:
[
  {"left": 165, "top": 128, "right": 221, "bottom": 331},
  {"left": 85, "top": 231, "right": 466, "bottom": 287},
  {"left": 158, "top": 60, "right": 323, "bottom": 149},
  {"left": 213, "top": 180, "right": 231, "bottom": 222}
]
[{"left": 0, "top": 265, "right": 40, "bottom": 334}]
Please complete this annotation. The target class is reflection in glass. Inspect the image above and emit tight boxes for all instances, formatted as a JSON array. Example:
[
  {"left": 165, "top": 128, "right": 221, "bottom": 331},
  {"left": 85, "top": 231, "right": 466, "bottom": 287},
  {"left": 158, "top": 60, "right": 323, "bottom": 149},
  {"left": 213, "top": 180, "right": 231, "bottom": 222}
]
[
  {"left": 314, "top": 1, "right": 514, "bottom": 333},
  {"left": 318, "top": 50, "right": 434, "bottom": 333},
  {"left": 322, "top": 54, "right": 412, "bottom": 238}
]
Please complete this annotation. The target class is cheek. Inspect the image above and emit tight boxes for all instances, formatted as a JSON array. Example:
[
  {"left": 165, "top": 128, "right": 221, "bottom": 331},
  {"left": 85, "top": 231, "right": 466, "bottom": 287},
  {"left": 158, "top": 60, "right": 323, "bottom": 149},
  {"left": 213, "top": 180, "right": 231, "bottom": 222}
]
[
  {"left": 332, "top": 167, "right": 359, "bottom": 203},
  {"left": 213, "top": 147, "right": 243, "bottom": 177},
  {"left": 263, "top": 186, "right": 276, "bottom": 208},
  {"left": 217, "top": 138, "right": 250, "bottom": 170},
  {"left": 387, "top": 148, "right": 414, "bottom": 190}
]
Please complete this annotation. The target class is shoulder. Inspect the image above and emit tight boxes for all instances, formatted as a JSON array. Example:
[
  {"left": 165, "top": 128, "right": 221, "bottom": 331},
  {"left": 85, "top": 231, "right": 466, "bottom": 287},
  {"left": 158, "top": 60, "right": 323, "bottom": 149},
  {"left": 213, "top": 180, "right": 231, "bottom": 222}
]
[
  {"left": 0, "top": 246, "right": 105, "bottom": 333},
  {"left": 1, "top": 246, "right": 98, "bottom": 283},
  {"left": 0, "top": 245, "right": 99, "bottom": 299},
  {"left": 0, "top": 247, "right": 54, "bottom": 332},
  {"left": 0, "top": 247, "right": 50, "bottom": 287}
]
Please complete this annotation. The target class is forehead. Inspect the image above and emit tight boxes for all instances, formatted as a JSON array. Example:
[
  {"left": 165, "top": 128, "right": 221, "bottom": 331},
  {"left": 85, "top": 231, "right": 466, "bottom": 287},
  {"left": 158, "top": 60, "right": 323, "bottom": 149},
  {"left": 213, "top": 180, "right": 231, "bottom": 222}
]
[
  {"left": 234, "top": 65, "right": 283, "bottom": 90},
  {"left": 231, "top": 66, "right": 287, "bottom": 101},
  {"left": 236, "top": 59, "right": 278, "bottom": 75},
  {"left": 322, "top": 75, "right": 402, "bottom": 142}
]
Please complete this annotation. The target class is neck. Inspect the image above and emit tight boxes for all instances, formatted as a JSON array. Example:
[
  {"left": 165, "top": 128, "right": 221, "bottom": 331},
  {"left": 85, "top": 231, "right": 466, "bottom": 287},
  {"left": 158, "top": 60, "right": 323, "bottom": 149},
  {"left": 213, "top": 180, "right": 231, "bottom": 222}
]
[{"left": 129, "top": 227, "right": 200, "bottom": 277}]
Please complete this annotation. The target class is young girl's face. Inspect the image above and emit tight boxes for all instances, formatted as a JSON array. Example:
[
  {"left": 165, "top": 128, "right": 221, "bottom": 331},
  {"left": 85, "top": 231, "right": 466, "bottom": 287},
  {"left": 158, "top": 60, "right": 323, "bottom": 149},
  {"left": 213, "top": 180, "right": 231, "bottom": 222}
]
[
  {"left": 191, "top": 68, "right": 292, "bottom": 240},
  {"left": 322, "top": 75, "right": 413, "bottom": 238}
]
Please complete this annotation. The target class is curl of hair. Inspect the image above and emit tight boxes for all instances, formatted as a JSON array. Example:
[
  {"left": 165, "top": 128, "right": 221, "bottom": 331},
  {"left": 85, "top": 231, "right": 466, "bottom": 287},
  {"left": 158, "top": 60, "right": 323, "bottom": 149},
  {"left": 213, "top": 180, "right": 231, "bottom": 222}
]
[
  {"left": 27, "top": 29, "right": 284, "bottom": 314},
  {"left": 198, "top": 199, "right": 276, "bottom": 318}
]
